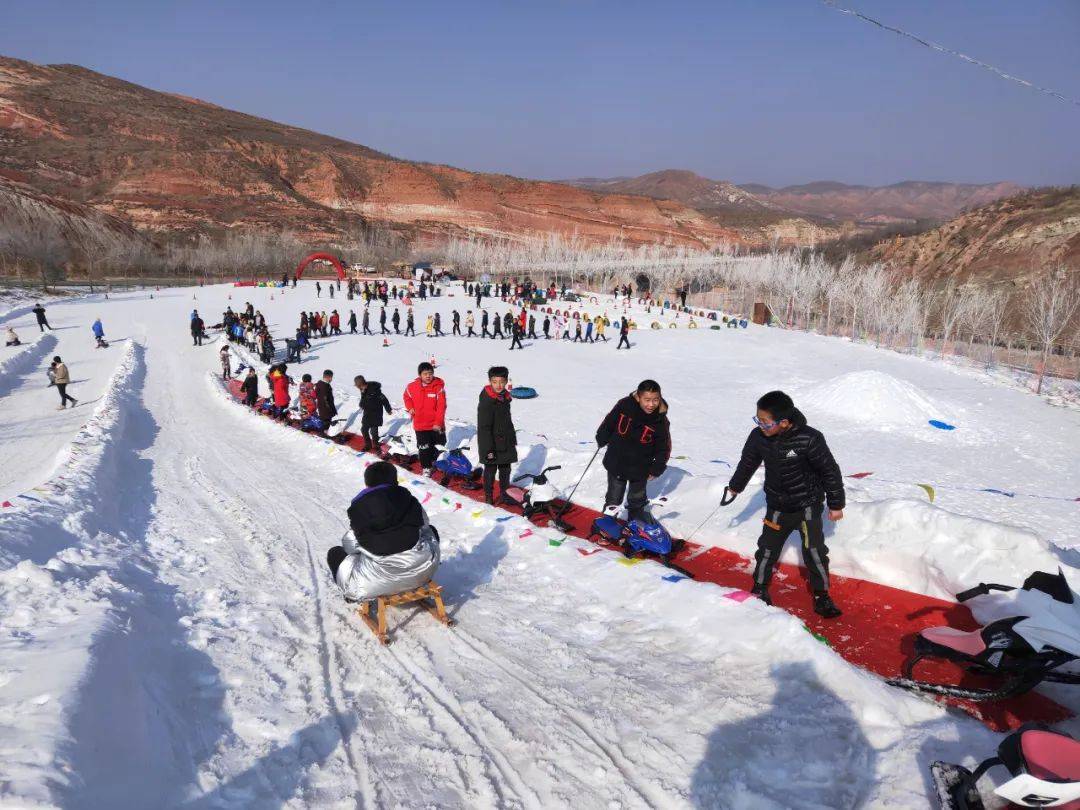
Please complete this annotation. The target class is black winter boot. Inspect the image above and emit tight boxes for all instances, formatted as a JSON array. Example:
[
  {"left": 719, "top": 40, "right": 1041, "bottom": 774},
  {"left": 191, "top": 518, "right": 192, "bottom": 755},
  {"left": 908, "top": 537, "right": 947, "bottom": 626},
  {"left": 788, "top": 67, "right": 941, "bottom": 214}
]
[{"left": 813, "top": 592, "right": 842, "bottom": 619}]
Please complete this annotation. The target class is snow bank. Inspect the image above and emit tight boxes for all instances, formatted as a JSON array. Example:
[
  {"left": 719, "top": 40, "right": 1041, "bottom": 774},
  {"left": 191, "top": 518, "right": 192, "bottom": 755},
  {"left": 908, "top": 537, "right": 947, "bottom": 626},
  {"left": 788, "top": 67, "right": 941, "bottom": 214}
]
[
  {"left": 0, "top": 341, "right": 148, "bottom": 803},
  {"left": 810, "top": 498, "right": 1070, "bottom": 600},
  {"left": 0, "top": 332, "right": 57, "bottom": 392},
  {"left": 799, "top": 370, "right": 943, "bottom": 429}
]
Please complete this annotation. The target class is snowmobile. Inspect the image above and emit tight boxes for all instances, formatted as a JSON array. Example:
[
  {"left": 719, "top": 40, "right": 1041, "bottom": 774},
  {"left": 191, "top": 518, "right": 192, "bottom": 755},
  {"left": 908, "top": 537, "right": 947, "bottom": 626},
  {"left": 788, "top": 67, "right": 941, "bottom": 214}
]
[
  {"left": 888, "top": 569, "right": 1080, "bottom": 702},
  {"left": 588, "top": 498, "right": 692, "bottom": 576},
  {"left": 433, "top": 446, "right": 482, "bottom": 489},
  {"left": 505, "top": 465, "right": 570, "bottom": 530},
  {"left": 299, "top": 415, "right": 328, "bottom": 433},
  {"left": 383, "top": 431, "right": 419, "bottom": 464},
  {"left": 930, "top": 723, "right": 1080, "bottom": 809}
]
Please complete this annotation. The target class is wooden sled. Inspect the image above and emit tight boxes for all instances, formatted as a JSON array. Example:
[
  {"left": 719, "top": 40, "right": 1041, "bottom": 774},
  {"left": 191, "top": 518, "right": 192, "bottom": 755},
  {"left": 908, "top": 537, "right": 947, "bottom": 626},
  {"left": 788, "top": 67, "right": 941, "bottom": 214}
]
[{"left": 357, "top": 581, "right": 453, "bottom": 645}]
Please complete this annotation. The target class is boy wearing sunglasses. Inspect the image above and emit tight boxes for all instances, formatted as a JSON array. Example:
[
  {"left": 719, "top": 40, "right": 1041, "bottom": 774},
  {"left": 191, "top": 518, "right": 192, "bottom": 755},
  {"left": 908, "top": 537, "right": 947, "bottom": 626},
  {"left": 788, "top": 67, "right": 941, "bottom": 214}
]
[{"left": 726, "top": 390, "right": 845, "bottom": 618}]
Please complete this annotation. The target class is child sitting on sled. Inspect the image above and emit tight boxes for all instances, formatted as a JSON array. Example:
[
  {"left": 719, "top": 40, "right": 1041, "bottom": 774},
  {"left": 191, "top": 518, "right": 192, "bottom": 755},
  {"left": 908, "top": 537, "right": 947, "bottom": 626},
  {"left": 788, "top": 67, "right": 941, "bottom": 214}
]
[{"left": 326, "top": 461, "right": 441, "bottom": 602}]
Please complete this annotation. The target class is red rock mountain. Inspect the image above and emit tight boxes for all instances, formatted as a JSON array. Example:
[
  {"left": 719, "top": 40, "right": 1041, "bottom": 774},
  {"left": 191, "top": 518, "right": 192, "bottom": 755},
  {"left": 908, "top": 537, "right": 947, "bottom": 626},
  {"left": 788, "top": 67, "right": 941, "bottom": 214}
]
[{"left": 0, "top": 56, "right": 741, "bottom": 249}]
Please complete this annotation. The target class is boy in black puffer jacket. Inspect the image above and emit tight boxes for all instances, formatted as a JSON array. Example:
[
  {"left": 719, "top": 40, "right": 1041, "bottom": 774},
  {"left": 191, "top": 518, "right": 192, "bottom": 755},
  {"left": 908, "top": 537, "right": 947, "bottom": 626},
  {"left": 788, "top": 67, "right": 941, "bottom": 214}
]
[
  {"left": 726, "top": 390, "right": 845, "bottom": 618},
  {"left": 477, "top": 366, "right": 517, "bottom": 504},
  {"left": 595, "top": 380, "right": 671, "bottom": 522},
  {"left": 355, "top": 376, "right": 393, "bottom": 453}
]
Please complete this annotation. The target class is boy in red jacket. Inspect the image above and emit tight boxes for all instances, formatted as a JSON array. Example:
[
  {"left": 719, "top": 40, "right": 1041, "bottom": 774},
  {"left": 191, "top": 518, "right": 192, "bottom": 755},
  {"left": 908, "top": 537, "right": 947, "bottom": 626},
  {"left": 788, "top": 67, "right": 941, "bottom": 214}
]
[{"left": 403, "top": 362, "right": 447, "bottom": 474}]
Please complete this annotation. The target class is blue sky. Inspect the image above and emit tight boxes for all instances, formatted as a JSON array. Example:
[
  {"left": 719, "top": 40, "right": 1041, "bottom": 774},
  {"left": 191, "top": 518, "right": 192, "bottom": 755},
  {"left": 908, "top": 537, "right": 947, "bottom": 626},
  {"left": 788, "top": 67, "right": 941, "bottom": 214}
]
[{"left": 4, "top": 0, "right": 1078, "bottom": 187}]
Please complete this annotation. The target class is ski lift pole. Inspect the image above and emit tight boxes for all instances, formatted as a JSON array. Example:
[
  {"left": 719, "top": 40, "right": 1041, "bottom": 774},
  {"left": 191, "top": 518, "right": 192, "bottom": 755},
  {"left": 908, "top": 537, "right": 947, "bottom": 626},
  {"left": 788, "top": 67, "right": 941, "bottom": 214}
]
[
  {"left": 553, "top": 445, "right": 601, "bottom": 521},
  {"left": 684, "top": 487, "right": 737, "bottom": 543}
]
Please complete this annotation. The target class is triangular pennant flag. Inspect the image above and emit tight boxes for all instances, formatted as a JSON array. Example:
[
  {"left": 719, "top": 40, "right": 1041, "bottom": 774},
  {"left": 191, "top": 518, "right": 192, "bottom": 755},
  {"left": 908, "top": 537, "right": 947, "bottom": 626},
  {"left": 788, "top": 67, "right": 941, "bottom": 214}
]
[
  {"left": 847, "top": 472, "right": 874, "bottom": 479},
  {"left": 916, "top": 483, "right": 936, "bottom": 503},
  {"left": 577, "top": 548, "right": 602, "bottom": 557}
]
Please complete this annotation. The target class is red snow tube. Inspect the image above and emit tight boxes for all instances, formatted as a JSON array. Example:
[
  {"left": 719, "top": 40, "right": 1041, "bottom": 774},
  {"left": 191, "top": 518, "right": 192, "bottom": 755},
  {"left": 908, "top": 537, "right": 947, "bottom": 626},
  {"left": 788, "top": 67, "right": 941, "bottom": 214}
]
[{"left": 225, "top": 378, "right": 1069, "bottom": 732}]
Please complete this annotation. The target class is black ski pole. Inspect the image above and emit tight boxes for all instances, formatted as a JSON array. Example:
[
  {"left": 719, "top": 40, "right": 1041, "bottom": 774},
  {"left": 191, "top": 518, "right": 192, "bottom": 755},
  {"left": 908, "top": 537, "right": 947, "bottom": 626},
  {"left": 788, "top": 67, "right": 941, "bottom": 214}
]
[
  {"left": 554, "top": 445, "right": 601, "bottom": 521},
  {"left": 684, "top": 487, "right": 737, "bottom": 543}
]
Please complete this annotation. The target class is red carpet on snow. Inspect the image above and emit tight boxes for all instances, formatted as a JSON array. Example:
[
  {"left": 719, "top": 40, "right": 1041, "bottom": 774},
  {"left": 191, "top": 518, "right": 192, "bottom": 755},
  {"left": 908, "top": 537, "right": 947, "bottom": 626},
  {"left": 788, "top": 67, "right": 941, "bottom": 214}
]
[{"left": 228, "top": 380, "right": 1071, "bottom": 731}]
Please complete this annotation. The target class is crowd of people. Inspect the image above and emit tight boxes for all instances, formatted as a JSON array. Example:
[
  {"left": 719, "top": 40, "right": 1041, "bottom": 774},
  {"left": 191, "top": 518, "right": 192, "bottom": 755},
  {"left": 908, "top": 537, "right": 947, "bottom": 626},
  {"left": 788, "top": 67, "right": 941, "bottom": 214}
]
[
  {"left": 225, "top": 338, "right": 845, "bottom": 619},
  {"left": 207, "top": 277, "right": 843, "bottom": 619},
  {"left": 199, "top": 276, "right": 643, "bottom": 371}
]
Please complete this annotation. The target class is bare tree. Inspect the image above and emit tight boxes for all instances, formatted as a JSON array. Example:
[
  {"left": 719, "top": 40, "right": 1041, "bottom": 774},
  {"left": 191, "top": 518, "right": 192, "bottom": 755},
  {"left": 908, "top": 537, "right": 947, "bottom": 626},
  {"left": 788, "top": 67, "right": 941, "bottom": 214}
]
[
  {"left": 933, "top": 282, "right": 971, "bottom": 358},
  {"left": 1024, "top": 269, "right": 1080, "bottom": 394}
]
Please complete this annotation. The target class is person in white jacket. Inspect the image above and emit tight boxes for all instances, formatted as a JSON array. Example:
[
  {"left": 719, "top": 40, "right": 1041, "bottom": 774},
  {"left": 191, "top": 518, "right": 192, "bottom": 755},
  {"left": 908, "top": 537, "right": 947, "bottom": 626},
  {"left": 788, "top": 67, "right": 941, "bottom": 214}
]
[{"left": 326, "top": 461, "right": 440, "bottom": 601}]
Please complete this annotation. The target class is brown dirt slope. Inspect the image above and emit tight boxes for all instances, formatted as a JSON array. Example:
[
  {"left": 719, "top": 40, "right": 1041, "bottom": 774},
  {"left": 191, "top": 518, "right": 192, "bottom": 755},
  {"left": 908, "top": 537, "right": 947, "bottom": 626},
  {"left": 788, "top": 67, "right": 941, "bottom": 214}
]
[
  {"left": 0, "top": 55, "right": 741, "bottom": 248},
  {"left": 870, "top": 186, "right": 1080, "bottom": 284}
]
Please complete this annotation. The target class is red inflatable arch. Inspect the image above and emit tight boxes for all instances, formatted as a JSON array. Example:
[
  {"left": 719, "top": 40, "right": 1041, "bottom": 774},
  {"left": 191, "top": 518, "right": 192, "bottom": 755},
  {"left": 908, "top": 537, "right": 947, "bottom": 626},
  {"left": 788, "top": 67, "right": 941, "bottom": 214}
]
[{"left": 295, "top": 252, "right": 347, "bottom": 281}]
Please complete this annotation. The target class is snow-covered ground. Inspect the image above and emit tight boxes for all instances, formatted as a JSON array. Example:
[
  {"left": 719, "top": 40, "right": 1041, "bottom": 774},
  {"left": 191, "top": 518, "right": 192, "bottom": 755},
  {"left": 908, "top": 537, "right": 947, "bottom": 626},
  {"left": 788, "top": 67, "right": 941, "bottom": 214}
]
[{"left": 0, "top": 280, "right": 1077, "bottom": 808}]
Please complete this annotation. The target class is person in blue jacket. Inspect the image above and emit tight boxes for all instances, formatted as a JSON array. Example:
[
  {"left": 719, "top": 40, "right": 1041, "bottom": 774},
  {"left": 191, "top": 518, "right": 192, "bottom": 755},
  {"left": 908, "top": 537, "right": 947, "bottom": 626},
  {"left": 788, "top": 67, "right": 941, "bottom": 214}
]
[{"left": 91, "top": 318, "right": 107, "bottom": 348}]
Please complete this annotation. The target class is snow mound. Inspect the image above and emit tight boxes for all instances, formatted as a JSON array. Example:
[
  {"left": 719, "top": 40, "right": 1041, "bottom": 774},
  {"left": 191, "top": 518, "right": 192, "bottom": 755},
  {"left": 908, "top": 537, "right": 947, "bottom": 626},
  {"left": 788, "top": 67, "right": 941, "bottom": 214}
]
[{"left": 800, "top": 371, "right": 942, "bottom": 428}]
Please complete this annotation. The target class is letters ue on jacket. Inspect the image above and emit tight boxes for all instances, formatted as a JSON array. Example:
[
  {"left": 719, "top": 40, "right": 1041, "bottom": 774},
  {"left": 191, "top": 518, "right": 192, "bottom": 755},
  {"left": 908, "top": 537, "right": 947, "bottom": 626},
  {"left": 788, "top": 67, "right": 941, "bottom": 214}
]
[
  {"left": 595, "top": 394, "right": 671, "bottom": 481},
  {"left": 403, "top": 376, "right": 446, "bottom": 431},
  {"left": 335, "top": 483, "right": 441, "bottom": 601}
]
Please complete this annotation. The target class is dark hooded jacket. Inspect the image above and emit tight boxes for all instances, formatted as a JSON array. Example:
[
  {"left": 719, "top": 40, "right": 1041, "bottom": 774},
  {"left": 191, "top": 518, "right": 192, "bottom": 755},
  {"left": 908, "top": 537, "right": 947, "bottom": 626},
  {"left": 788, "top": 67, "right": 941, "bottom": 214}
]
[
  {"left": 347, "top": 483, "right": 425, "bottom": 556},
  {"left": 596, "top": 393, "right": 671, "bottom": 480},
  {"left": 359, "top": 381, "right": 392, "bottom": 426},
  {"left": 728, "top": 407, "right": 845, "bottom": 513},
  {"left": 315, "top": 379, "right": 337, "bottom": 421},
  {"left": 477, "top": 385, "right": 518, "bottom": 465}
]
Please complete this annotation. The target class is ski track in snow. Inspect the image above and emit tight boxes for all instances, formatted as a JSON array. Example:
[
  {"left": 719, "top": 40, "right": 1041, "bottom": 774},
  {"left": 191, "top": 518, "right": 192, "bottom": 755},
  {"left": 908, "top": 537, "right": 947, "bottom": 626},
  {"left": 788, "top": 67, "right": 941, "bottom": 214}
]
[{"left": 0, "top": 283, "right": 1076, "bottom": 808}]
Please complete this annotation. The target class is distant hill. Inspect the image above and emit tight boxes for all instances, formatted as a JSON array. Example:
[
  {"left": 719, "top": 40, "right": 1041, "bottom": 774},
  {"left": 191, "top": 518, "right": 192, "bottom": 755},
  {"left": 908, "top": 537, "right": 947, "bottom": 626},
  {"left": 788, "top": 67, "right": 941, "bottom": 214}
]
[
  {"left": 564, "top": 170, "right": 843, "bottom": 245},
  {"left": 869, "top": 186, "right": 1080, "bottom": 284},
  {"left": 741, "top": 180, "right": 1024, "bottom": 225}
]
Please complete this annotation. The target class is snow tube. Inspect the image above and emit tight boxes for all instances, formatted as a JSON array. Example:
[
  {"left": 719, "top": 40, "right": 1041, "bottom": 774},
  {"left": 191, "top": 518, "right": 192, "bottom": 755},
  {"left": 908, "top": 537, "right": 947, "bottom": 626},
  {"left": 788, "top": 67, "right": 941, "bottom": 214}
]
[
  {"left": 510, "top": 387, "right": 538, "bottom": 399},
  {"left": 651, "top": 322, "right": 662, "bottom": 330},
  {"left": 710, "top": 324, "right": 722, "bottom": 330},
  {"left": 669, "top": 322, "right": 677, "bottom": 329},
  {"left": 688, "top": 321, "right": 698, "bottom": 329},
  {"left": 707, "top": 312, "right": 718, "bottom": 320},
  {"left": 929, "top": 420, "right": 956, "bottom": 431},
  {"left": 233, "top": 281, "right": 256, "bottom": 288}
]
